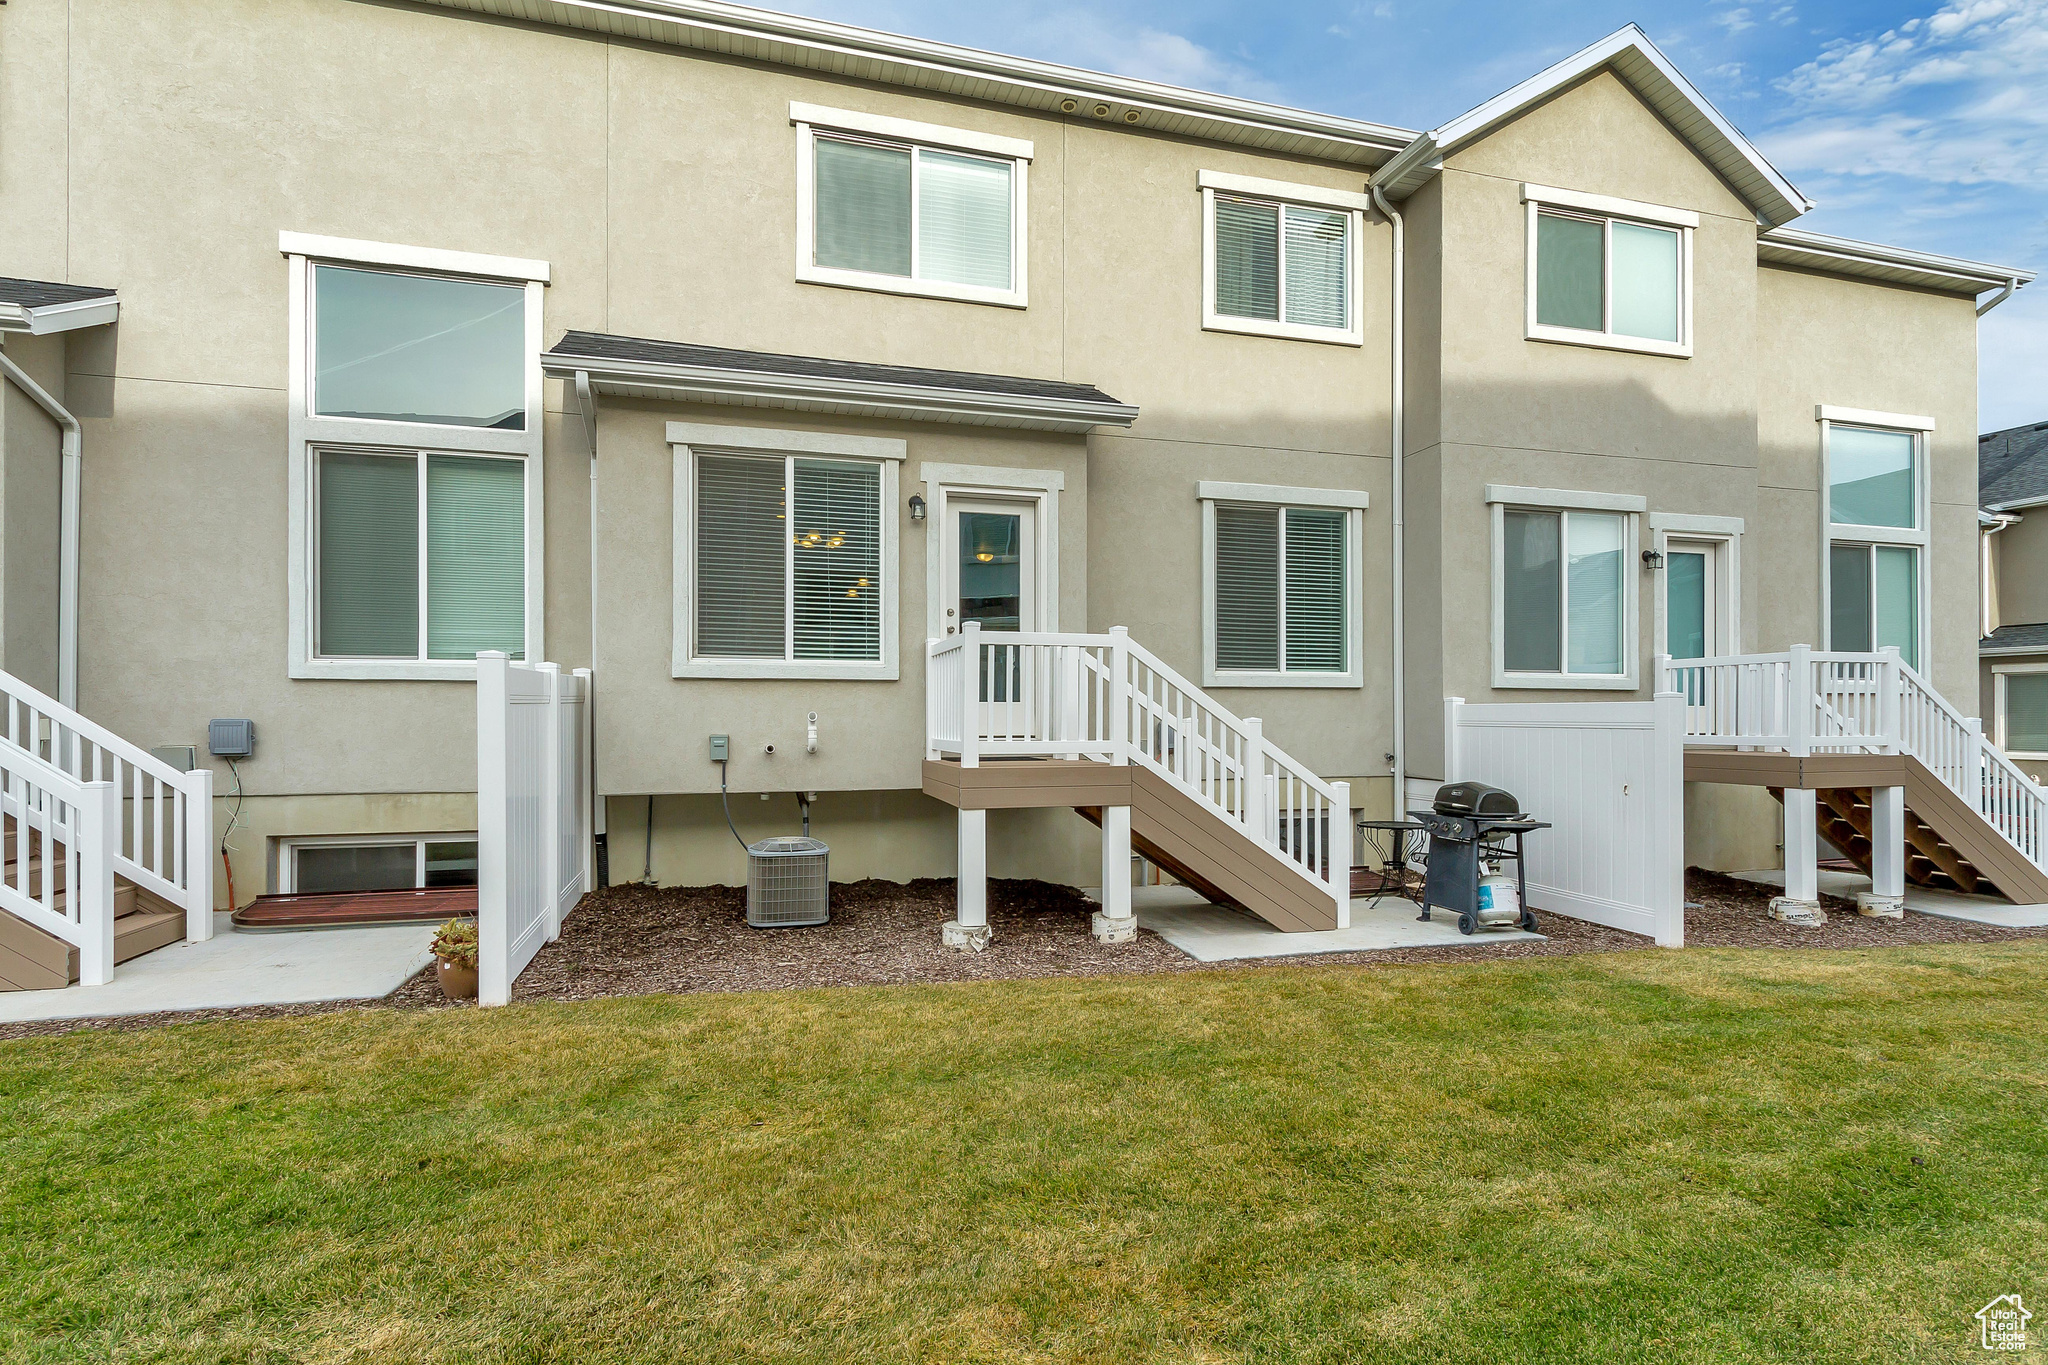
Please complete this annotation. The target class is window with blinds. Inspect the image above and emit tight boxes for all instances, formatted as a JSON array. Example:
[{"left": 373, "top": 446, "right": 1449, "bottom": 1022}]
[
  {"left": 314, "top": 449, "right": 525, "bottom": 661},
  {"left": 1500, "top": 508, "right": 1626, "bottom": 677},
  {"left": 694, "top": 452, "right": 884, "bottom": 663},
  {"left": 1212, "top": 194, "right": 1351, "bottom": 332},
  {"left": 812, "top": 132, "right": 1016, "bottom": 293},
  {"left": 1213, "top": 504, "right": 1347, "bottom": 675}
]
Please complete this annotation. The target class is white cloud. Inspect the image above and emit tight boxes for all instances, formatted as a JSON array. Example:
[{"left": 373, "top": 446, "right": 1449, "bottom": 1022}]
[
  {"left": 1011, "top": 9, "right": 1281, "bottom": 98},
  {"left": 1714, "top": 7, "right": 1757, "bottom": 35}
]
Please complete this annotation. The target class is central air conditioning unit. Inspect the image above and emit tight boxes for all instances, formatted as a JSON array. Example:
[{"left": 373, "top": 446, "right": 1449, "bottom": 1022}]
[{"left": 745, "top": 836, "right": 830, "bottom": 927}]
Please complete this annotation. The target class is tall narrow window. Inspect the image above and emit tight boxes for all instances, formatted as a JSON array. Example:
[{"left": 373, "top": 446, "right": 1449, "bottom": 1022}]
[
  {"left": 1825, "top": 419, "right": 1924, "bottom": 667},
  {"left": 1525, "top": 186, "right": 1693, "bottom": 356},
  {"left": 1211, "top": 504, "right": 1350, "bottom": 676},
  {"left": 1499, "top": 507, "right": 1629, "bottom": 680}
]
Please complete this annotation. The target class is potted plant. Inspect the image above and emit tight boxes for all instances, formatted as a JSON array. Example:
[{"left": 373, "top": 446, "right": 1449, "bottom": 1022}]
[{"left": 430, "top": 917, "right": 479, "bottom": 1000}]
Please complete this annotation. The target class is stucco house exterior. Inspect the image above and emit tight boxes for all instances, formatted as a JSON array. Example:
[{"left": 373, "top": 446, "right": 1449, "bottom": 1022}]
[
  {"left": 0, "top": 0, "right": 2037, "bottom": 985},
  {"left": 1980, "top": 419, "right": 2048, "bottom": 782}
]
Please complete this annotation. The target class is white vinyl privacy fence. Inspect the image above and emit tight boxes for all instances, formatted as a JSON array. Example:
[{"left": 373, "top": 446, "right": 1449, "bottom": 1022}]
[
  {"left": 477, "top": 653, "right": 593, "bottom": 1006},
  {"left": 1443, "top": 692, "right": 1685, "bottom": 946}
]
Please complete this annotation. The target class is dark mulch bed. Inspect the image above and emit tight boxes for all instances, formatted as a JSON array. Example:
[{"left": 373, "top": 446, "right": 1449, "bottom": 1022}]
[{"left": 6, "top": 869, "right": 2044, "bottom": 1040}]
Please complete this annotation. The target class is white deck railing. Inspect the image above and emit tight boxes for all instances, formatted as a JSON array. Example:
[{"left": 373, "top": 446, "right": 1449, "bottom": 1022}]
[
  {"left": 0, "top": 669, "right": 214, "bottom": 943},
  {"left": 1659, "top": 644, "right": 2048, "bottom": 871},
  {"left": 0, "top": 741, "right": 119, "bottom": 985},
  {"left": 927, "top": 624, "right": 1350, "bottom": 914}
]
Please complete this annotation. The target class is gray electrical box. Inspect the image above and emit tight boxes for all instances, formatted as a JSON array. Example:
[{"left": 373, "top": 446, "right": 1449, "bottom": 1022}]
[
  {"left": 208, "top": 718, "right": 255, "bottom": 758},
  {"left": 709, "top": 734, "right": 729, "bottom": 761}
]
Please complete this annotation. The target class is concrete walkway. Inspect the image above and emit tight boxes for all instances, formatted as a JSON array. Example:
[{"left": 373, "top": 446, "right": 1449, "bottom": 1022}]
[
  {"left": 0, "top": 912, "right": 439, "bottom": 1024},
  {"left": 1732, "top": 869, "right": 2048, "bottom": 928},
  {"left": 1089, "top": 884, "right": 1545, "bottom": 963}
]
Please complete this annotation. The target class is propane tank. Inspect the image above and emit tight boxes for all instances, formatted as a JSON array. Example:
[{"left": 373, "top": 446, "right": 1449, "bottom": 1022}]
[{"left": 1475, "top": 869, "right": 1521, "bottom": 926}]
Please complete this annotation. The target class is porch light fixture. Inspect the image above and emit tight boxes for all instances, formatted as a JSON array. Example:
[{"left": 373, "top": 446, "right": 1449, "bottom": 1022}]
[
  {"left": 909, "top": 494, "right": 926, "bottom": 521},
  {"left": 1641, "top": 548, "right": 1664, "bottom": 570}
]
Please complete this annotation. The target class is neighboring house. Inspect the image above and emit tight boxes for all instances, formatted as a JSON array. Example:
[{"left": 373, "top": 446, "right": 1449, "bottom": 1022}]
[
  {"left": 1979, "top": 419, "right": 2048, "bottom": 780},
  {"left": 0, "top": 0, "right": 2035, "bottom": 974}
]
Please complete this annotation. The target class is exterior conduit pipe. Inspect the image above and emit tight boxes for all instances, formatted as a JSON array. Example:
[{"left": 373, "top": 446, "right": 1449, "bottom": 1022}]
[
  {"left": 1370, "top": 181, "right": 1406, "bottom": 821},
  {"left": 0, "top": 347, "right": 81, "bottom": 711},
  {"left": 1978, "top": 275, "right": 2024, "bottom": 317},
  {"left": 576, "top": 371, "right": 609, "bottom": 881}
]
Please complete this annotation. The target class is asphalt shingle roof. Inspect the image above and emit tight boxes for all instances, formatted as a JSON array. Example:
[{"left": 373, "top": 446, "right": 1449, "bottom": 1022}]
[
  {"left": 1984, "top": 622, "right": 2048, "bottom": 653},
  {"left": 545, "top": 330, "right": 1125, "bottom": 407},
  {"left": 1980, "top": 419, "right": 2048, "bottom": 508},
  {"left": 0, "top": 277, "right": 117, "bottom": 309}
]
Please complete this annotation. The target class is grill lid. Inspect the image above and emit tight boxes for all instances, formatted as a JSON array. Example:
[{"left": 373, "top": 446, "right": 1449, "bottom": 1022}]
[{"left": 1433, "top": 782, "right": 1520, "bottom": 817}]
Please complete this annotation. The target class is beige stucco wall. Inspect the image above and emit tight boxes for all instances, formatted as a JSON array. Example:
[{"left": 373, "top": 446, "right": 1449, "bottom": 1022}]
[
  {"left": 1991, "top": 515, "right": 2048, "bottom": 628},
  {"left": 1, "top": 332, "right": 65, "bottom": 697}
]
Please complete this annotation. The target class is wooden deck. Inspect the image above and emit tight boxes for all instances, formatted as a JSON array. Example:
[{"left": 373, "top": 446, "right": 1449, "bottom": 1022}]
[{"left": 233, "top": 885, "right": 477, "bottom": 930}]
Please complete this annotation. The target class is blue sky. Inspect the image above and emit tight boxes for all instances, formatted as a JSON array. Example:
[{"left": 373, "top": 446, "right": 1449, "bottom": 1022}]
[{"left": 784, "top": 0, "right": 2047, "bottom": 432}]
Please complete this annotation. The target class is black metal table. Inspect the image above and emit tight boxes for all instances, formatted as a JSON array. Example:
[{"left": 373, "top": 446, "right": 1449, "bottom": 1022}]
[{"left": 1355, "top": 818, "right": 1429, "bottom": 909}]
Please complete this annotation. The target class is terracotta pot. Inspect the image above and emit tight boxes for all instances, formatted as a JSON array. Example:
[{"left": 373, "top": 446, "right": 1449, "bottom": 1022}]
[{"left": 436, "top": 957, "right": 478, "bottom": 1000}]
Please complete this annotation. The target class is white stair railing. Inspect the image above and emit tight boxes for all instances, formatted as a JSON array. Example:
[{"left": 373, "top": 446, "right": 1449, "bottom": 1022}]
[
  {"left": 1660, "top": 646, "right": 2048, "bottom": 873},
  {"left": 0, "top": 741, "right": 119, "bottom": 985},
  {"left": 0, "top": 669, "right": 213, "bottom": 942},
  {"left": 927, "top": 625, "right": 1351, "bottom": 915}
]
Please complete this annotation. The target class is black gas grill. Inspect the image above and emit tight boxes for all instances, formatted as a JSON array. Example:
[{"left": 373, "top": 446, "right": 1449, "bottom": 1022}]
[{"left": 1358, "top": 783, "right": 1549, "bottom": 935}]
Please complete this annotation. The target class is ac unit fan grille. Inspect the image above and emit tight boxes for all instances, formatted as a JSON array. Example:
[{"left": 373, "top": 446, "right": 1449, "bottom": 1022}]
[{"left": 746, "top": 836, "right": 829, "bottom": 928}]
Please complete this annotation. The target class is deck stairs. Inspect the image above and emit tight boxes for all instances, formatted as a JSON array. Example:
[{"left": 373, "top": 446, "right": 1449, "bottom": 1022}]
[
  {"left": 925, "top": 626, "right": 1350, "bottom": 931},
  {"left": 0, "top": 668, "right": 213, "bottom": 991},
  {"left": 1665, "top": 646, "right": 2048, "bottom": 904}
]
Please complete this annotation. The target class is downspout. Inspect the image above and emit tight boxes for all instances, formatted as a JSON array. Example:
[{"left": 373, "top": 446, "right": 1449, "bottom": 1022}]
[
  {"left": 576, "top": 370, "right": 608, "bottom": 884},
  {"left": 1982, "top": 511, "right": 2020, "bottom": 639},
  {"left": 1978, "top": 276, "right": 2024, "bottom": 317},
  {"left": 0, "top": 346, "right": 81, "bottom": 711},
  {"left": 1370, "top": 182, "right": 1406, "bottom": 820}
]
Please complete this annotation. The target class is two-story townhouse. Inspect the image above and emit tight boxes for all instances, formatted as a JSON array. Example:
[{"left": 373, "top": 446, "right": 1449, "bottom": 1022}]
[
  {"left": 1980, "top": 420, "right": 2048, "bottom": 782},
  {"left": 0, "top": 0, "right": 2034, "bottom": 980}
]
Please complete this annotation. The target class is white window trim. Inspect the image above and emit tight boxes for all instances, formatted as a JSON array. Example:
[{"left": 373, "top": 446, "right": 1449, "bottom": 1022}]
[
  {"left": 918, "top": 463, "right": 1064, "bottom": 642},
  {"left": 671, "top": 423, "right": 903, "bottom": 680},
  {"left": 1523, "top": 186, "right": 1694, "bottom": 360},
  {"left": 283, "top": 238, "right": 547, "bottom": 681},
  {"left": 1488, "top": 496, "right": 1641, "bottom": 691},
  {"left": 1198, "top": 484, "right": 1366, "bottom": 689},
  {"left": 1199, "top": 175, "right": 1366, "bottom": 347},
  {"left": 1817, "top": 412, "right": 1931, "bottom": 658},
  {"left": 273, "top": 830, "right": 478, "bottom": 894},
  {"left": 793, "top": 112, "right": 1030, "bottom": 310},
  {"left": 1993, "top": 662, "right": 2048, "bottom": 760},
  {"left": 1647, "top": 513, "right": 1744, "bottom": 661}
]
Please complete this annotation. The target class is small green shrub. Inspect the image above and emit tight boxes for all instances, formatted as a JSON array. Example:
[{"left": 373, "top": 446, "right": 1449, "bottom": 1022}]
[{"left": 429, "top": 917, "right": 478, "bottom": 968}]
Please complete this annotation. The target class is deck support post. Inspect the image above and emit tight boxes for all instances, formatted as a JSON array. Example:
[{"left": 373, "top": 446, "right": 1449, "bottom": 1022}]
[
  {"left": 943, "top": 808, "right": 992, "bottom": 951},
  {"left": 1770, "top": 787, "right": 1825, "bottom": 925},
  {"left": 1092, "top": 804, "right": 1135, "bottom": 943},
  {"left": 1860, "top": 784, "right": 1907, "bottom": 918}
]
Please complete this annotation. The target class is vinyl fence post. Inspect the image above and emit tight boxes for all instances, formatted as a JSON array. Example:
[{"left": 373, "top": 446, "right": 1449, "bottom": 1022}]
[
  {"left": 1443, "top": 696, "right": 1464, "bottom": 784},
  {"left": 538, "top": 663, "right": 563, "bottom": 943},
  {"left": 476, "top": 651, "right": 511, "bottom": 1007},
  {"left": 574, "top": 668, "right": 595, "bottom": 899},
  {"left": 74, "top": 780, "right": 118, "bottom": 987},
  {"left": 1651, "top": 691, "right": 1686, "bottom": 948},
  {"left": 184, "top": 766, "right": 215, "bottom": 941}
]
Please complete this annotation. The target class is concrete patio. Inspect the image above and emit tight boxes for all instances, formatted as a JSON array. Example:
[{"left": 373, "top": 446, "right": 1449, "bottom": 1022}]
[
  {"left": 1100, "top": 884, "right": 1546, "bottom": 963},
  {"left": 1731, "top": 869, "right": 2048, "bottom": 928},
  {"left": 0, "top": 913, "right": 439, "bottom": 1024}
]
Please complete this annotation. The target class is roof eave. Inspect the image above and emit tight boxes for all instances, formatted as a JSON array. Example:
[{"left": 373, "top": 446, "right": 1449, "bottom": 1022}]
[
  {"left": 542, "top": 351, "right": 1140, "bottom": 434},
  {"left": 0, "top": 296, "right": 120, "bottom": 335},
  {"left": 1759, "top": 229, "right": 2034, "bottom": 295}
]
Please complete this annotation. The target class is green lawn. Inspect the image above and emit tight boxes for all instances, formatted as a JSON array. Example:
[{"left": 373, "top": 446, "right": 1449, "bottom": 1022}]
[{"left": 2, "top": 945, "right": 2045, "bottom": 1363}]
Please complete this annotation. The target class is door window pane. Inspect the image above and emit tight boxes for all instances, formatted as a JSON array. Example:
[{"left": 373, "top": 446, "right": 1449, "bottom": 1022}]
[
  {"left": 426, "top": 455, "right": 525, "bottom": 661},
  {"left": 1829, "top": 427, "right": 1917, "bottom": 529},
  {"left": 696, "top": 455, "right": 788, "bottom": 658},
  {"left": 313, "top": 266, "right": 526, "bottom": 429},
  {"left": 1830, "top": 544, "right": 1872, "bottom": 652},
  {"left": 424, "top": 841, "right": 480, "bottom": 888},
  {"left": 1215, "top": 198, "right": 1281, "bottom": 321},
  {"left": 1566, "top": 512, "right": 1625, "bottom": 675},
  {"left": 1874, "top": 545, "right": 1917, "bottom": 669},
  {"left": 2005, "top": 674, "right": 2048, "bottom": 752},
  {"left": 317, "top": 451, "right": 418, "bottom": 658},
  {"left": 1666, "top": 550, "right": 1708, "bottom": 660},
  {"left": 1215, "top": 505, "right": 1280, "bottom": 670},
  {"left": 1282, "top": 206, "right": 1349, "bottom": 329},
  {"left": 1610, "top": 222, "right": 1680, "bottom": 342},
  {"left": 1283, "top": 508, "right": 1346, "bottom": 671},
  {"left": 792, "top": 459, "right": 882, "bottom": 660},
  {"left": 918, "top": 151, "right": 1012, "bottom": 290},
  {"left": 815, "top": 137, "right": 913, "bottom": 277},
  {"left": 1502, "top": 510, "right": 1563, "bottom": 673},
  {"left": 1536, "top": 213, "right": 1604, "bottom": 331},
  {"left": 294, "top": 843, "right": 418, "bottom": 895},
  {"left": 958, "top": 511, "right": 1023, "bottom": 632}
]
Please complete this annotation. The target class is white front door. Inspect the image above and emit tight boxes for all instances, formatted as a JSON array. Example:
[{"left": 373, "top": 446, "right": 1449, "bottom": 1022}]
[{"left": 943, "top": 498, "right": 1038, "bottom": 726}]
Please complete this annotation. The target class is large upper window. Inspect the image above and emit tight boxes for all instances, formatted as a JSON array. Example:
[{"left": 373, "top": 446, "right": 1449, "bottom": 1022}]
[
  {"left": 1996, "top": 667, "right": 2048, "bottom": 758},
  {"left": 1489, "top": 487, "right": 1643, "bottom": 690},
  {"left": 1821, "top": 410, "right": 1929, "bottom": 668},
  {"left": 1199, "top": 171, "right": 1366, "bottom": 346},
  {"left": 283, "top": 233, "right": 547, "bottom": 680},
  {"left": 1524, "top": 184, "right": 1694, "bottom": 358},
  {"left": 672, "top": 423, "right": 903, "bottom": 680},
  {"left": 1199, "top": 482, "right": 1366, "bottom": 688},
  {"left": 793, "top": 103, "right": 1030, "bottom": 308}
]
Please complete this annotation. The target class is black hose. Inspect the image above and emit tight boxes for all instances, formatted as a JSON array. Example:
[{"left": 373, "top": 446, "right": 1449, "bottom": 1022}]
[{"left": 718, "top": 759, "right": 750, "bottom": 851}]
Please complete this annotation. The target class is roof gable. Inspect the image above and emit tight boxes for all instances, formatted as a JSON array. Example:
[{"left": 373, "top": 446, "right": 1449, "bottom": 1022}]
[
  {"left": 1981, "top": 420, "right": 2048, "bottom": 509},
  {"left": 1371, "top": 26, "right": 1811, "bottom": 228}
]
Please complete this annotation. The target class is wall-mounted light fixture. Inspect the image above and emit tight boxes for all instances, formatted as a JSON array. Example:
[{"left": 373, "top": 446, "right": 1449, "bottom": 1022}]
[
  {"left": 909, "top": 494, "right": 927, "bottom": 522},
  {"left": 1641, "top": 548, "right": 1665, "bottom": 570}
]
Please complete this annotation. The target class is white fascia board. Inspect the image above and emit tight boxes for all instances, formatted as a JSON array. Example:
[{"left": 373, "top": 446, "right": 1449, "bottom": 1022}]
[
  {"left": 423, "top": 0, "right": 1415, "bottom": 164},
  {"left": 1197, "top": 480, "right": 1369, "bottom": 509},
  {"left": 1815, "top": 404, "right": 1934, "bottom": 432},
  {"left": 1760, "top": 227, "right": 2034, "bottom": 293},
  {"left": 1196, "top": 170, "right": 1371, "bottom": 212},
  {"left": 1523, "top": 183, "right": 1697, "bottom": 228},
  {"left": 0, "top": 296, "right": 121, "bottom": 334},
  {"left": 666, "top": 421, "right": 907, "bottom": 460},
  {"left": 791, "top": 102, "right": 1032, "bottom": 159},
  {"left": 547, "top": 352, "right": 1138, "bottom": 433},
  {"left": 278, "top": 231, "right": 551, "bottom": 283},
  {"left": 1485, "top": 484, "right": 1647, "bottom": 514},
  {"left": 1375, "top": 26, "right": 1809, "bottom": 227}
]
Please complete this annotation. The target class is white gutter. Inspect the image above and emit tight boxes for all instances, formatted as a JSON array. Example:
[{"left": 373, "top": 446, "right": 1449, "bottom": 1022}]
[
  {"left": 0, "top": 346, "right": 81, "bottom": 710},
  {"left": 1982, "top": 510, "right": 2021, "bottom": 638},
  {"left": 1370, "top": 183, "right": 1406, "bottom": 820},
  {"left": 576, "top": 371, "right": 608, "bottom": 860},
  {"left": 1979, "top": 276, "right": 2024, "bottom": 317}
]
